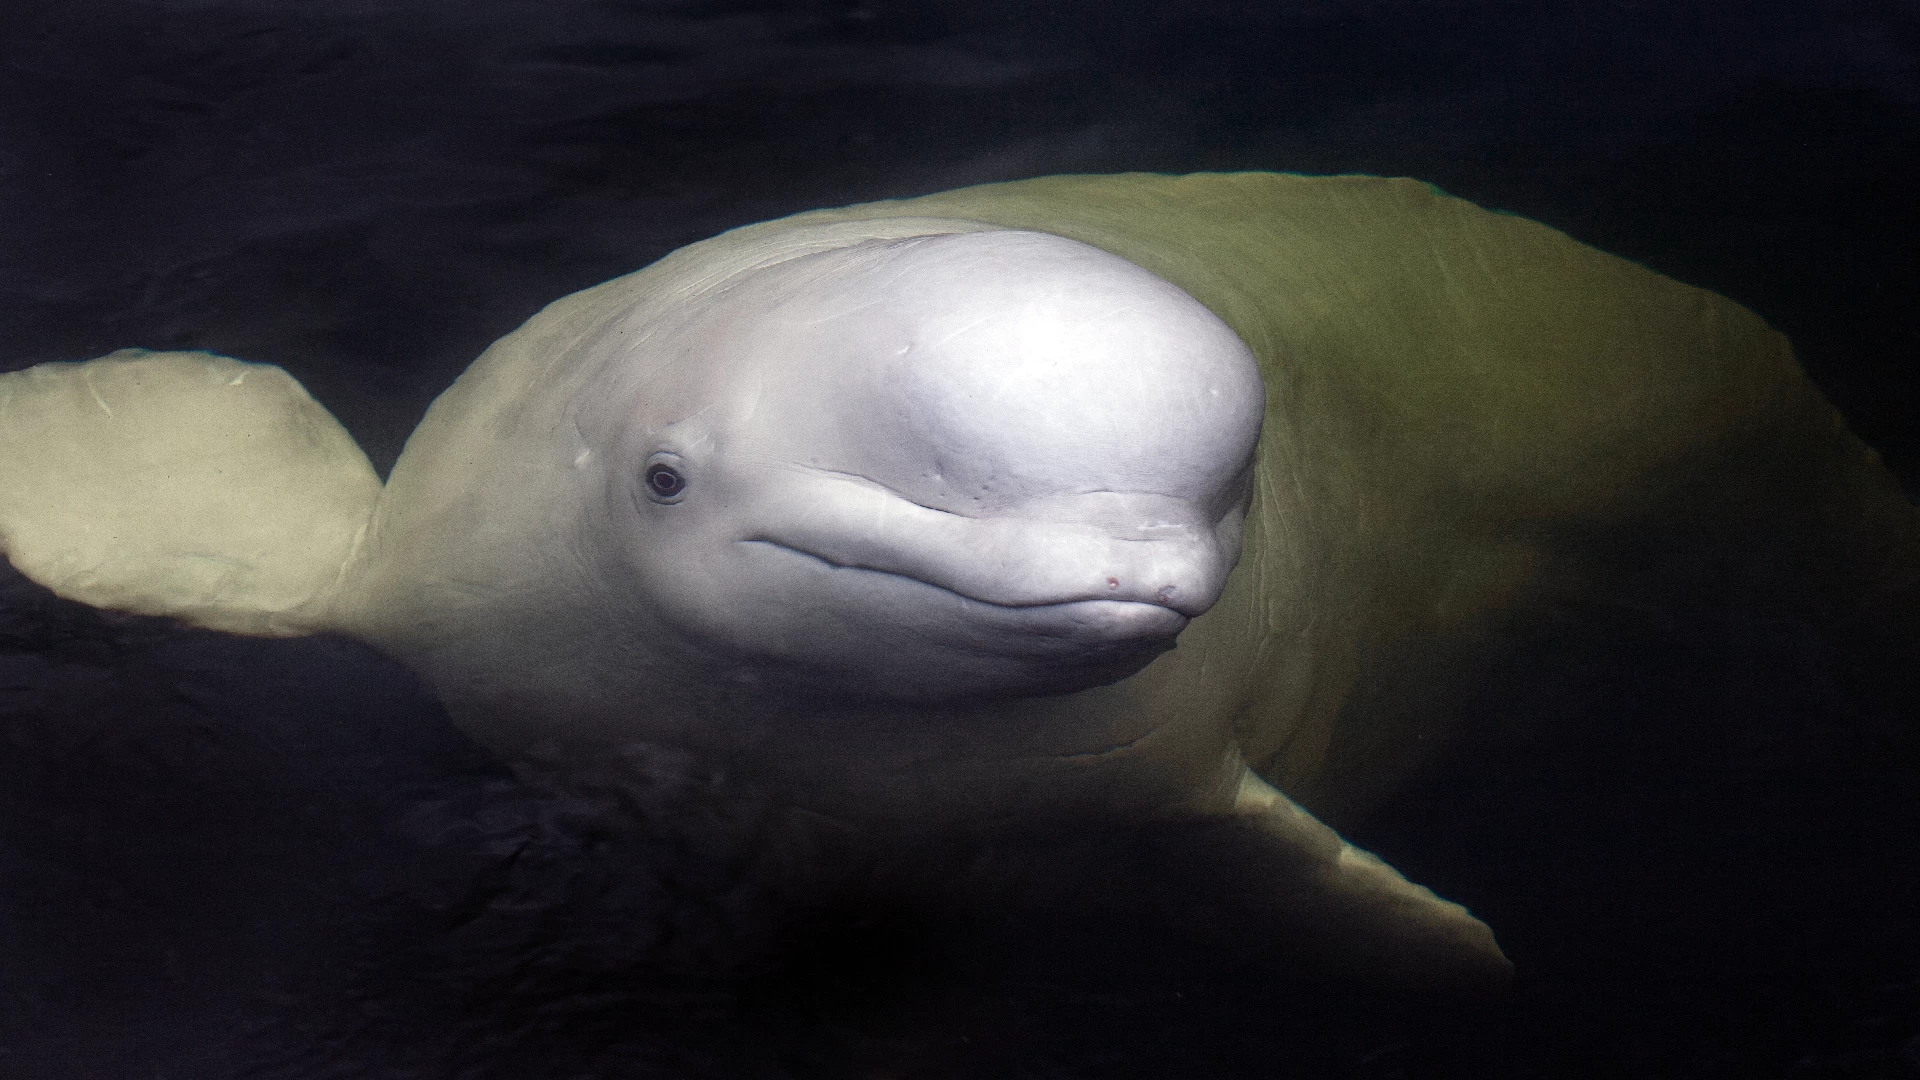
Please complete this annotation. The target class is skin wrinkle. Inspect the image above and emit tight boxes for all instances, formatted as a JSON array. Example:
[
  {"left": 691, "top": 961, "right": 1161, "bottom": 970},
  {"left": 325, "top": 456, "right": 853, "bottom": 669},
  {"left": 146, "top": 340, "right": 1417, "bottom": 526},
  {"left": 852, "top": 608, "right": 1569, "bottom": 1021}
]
[
  {"left": 784, "top": 462, "right": 972, "bottom": 518},
  {"left": 1055, "top": 725, "right": 1156, "bottom": 761},
  {"left": 791, "top": 296, "right": 890, "bottom": 326},
  {"left": 740, "top": 536, "right": 1013, "bottom": 605},
  {"left": 926, "top": 312, "right": 1007, "bottom": 351},
  {"left": 84, "top": 372, "right": 115, "bottom": 418},
  {"left": 181, "top": 552, "right": 249, "bottom": 567}
]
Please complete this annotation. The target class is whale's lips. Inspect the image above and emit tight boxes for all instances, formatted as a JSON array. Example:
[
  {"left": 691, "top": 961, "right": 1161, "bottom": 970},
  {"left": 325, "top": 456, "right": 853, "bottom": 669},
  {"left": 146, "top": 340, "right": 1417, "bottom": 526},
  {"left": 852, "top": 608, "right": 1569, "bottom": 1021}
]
[
  {"left": 744, "top": 534, "right": 1201, "bottom": 650},
  {"left": 761, "top": 535, "right": 1195, "bottom": 630},
  {"left": 992, "top": 597, "right": 1190, "bottom": 646}
]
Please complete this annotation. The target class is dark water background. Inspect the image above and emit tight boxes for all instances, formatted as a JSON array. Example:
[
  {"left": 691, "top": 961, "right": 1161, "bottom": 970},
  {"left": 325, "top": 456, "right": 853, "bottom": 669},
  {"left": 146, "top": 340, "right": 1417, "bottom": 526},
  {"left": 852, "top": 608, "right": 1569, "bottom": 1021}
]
[{"left": 1, "top": 1, "right": 1916, "bottom": 1077}]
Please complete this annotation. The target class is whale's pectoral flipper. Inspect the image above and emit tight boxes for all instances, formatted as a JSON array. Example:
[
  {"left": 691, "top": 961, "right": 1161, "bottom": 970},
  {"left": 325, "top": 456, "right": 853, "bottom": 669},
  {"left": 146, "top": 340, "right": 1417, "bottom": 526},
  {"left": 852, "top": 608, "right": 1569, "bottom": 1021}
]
[
  {"left": 1231, "top": 770, "right": 1512, "bottom": 994},
  {"left": 0, "top": 349, "right": 379, "bottom": 636}
]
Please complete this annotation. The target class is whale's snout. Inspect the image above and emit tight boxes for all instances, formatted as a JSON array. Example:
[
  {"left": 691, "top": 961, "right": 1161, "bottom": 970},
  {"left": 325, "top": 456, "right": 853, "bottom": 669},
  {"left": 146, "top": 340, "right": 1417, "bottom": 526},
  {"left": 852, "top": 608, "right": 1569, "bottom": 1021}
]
[{"left": 732, "top": 477, "right": 1244, "bottom": 700}]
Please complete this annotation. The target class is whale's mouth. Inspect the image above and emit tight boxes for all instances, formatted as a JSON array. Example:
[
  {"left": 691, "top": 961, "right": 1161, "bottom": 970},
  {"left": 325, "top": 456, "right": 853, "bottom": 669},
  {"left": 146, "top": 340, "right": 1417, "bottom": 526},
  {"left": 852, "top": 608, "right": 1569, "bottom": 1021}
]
[
  {"left": 744, "top": 537, "right": 1191, "bottom": 647},
  {"left": 982, "top": 596, "right": 1190, "bottom": 643}
]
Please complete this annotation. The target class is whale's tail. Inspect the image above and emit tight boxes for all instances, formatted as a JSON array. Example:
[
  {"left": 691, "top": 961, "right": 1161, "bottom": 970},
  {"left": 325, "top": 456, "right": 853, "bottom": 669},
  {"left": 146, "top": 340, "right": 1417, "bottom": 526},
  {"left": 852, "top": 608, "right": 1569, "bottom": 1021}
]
[{"left": 0, "top": 349, "right": 379, "bottom": 637}]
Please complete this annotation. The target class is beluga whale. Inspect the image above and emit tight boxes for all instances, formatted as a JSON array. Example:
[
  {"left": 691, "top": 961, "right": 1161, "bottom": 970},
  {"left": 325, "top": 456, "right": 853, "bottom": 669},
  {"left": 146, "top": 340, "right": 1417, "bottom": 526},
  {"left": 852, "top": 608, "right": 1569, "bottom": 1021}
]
[{"left": 5, "top": 172, "right": 1914, "bottom": 996}]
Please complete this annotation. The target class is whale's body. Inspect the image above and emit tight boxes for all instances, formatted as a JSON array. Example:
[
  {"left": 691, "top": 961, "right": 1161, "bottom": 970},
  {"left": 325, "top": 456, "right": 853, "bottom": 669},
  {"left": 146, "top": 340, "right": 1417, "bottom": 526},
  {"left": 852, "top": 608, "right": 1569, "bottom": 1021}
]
[{"left": 4, "top": 172, "right": 1914, "bottom": 994}]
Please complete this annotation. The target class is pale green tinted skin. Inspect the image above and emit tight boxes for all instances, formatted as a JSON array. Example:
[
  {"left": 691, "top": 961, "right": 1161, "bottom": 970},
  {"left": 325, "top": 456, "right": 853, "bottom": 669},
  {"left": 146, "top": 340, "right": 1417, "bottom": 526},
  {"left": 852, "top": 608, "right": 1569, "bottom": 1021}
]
[{"left": 0, "top": 349, "right": 381, "bottom": 636}]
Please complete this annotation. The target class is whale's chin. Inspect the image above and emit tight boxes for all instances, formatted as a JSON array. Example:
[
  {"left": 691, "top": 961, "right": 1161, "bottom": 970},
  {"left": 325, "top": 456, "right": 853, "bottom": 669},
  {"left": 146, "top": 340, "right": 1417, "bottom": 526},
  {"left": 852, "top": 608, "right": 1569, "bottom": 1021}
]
[{"left": 785, "top": 638, "right": 1181, "bottom": 705}]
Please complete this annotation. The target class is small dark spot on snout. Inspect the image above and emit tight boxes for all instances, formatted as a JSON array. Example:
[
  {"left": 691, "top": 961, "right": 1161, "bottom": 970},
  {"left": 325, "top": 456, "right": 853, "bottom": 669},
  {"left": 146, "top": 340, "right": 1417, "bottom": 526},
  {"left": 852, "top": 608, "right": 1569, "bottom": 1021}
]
[
  {"left": 1156, "top": 585, "right": 1177, "bottom": 604},
  {"left": 1106, "top": 577, "right": 1120, "bottom": 590}
]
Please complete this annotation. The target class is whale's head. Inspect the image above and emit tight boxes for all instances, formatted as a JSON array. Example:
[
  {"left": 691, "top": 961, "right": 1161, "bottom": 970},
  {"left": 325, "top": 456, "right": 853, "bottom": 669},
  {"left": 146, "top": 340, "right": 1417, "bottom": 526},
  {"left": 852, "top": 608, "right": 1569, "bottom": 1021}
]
[{"left": 586, "top": 229, "right": 1263, "bottom": 703}]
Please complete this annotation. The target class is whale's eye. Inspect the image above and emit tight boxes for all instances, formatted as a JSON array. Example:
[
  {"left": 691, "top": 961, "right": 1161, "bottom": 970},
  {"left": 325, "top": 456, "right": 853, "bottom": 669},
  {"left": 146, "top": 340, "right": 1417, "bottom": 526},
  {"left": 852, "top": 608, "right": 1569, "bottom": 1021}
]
[{"left": 645, "top": 463, "right": 686, "bottom": 500}]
